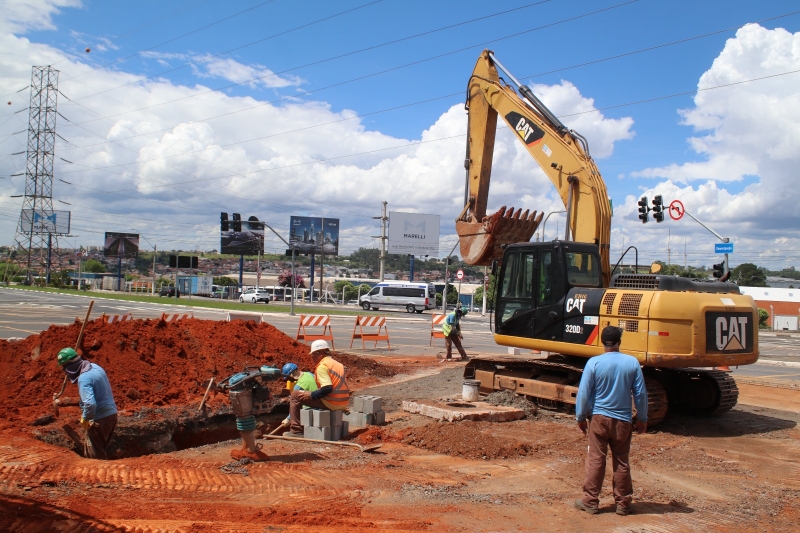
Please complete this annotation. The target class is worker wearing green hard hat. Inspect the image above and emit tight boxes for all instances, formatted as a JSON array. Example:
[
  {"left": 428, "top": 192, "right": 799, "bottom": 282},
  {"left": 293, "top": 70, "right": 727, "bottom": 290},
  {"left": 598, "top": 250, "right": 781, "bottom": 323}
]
[{"left": 57, "top": 346, "right": 118, "bottom": 459}]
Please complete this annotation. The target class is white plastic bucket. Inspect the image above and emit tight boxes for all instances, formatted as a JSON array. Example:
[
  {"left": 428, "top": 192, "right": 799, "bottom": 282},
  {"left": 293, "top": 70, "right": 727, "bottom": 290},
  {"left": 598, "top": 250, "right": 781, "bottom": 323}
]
[{"left": 462, "top": 379, "right": 481, "bottom": 402}]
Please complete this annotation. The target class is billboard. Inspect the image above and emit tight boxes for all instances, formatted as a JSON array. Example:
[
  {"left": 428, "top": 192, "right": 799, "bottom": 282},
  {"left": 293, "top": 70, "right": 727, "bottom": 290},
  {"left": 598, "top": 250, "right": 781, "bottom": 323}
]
[
  {"left": 220, "top": 213, "right": 265, "bottom": 255},
  {"left": 104, "top": 232, "right": 139, "bottom": 257},
  {"left": 289, "top": 216, "right": 339, "bottom": 255},
  {"left": 20, "top": 209, "right": 71, "bottom": 235},
  {"left": 388, "top": 212, "right": 440, "bottom": 255}
]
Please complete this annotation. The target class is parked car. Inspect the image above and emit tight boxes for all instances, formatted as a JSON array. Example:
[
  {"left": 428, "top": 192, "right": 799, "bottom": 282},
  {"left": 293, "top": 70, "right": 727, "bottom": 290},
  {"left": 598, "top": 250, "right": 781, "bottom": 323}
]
[
  {"left": 159, "top": 286, "right": 179, "bottom": 297},
  {"left": 239, "top": 288, "right": 271, "bottom": 304}
]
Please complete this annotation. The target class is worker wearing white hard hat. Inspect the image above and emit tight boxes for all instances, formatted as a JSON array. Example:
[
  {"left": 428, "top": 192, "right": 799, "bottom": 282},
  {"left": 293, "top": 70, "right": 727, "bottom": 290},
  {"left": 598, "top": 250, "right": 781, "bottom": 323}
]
[{"left": 286, "top": 339, "right": 352, "bottom": 436}]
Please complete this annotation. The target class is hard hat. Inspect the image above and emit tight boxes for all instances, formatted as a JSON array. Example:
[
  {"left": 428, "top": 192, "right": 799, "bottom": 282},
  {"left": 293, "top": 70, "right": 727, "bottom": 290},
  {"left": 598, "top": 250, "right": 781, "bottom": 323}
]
[
  {"left": 310, "top": 340, "right": 330, "bottom": 354},
  {"left": 281, "top": 362, "right": 298, "bottom": 377},
  {"left": 57, "top": 347, "right": 79, "bottom": 367}
]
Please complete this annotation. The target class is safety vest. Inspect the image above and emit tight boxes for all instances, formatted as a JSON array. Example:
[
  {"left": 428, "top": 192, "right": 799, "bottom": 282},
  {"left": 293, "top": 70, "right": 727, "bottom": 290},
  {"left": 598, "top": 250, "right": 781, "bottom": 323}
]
[{"left": 315, "top": 356, "right": 351, "bottom": 409}]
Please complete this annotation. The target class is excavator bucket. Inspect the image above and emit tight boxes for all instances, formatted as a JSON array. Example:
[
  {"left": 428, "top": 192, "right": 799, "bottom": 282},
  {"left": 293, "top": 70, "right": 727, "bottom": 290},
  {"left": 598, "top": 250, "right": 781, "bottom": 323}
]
[{"left": 456, "top": 207, "right": 543, "bottom": 265}]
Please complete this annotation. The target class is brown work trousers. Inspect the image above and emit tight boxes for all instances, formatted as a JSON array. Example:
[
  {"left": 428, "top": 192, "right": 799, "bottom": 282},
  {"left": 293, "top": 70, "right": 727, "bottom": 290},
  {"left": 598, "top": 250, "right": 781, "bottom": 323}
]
[
  {"left": 581, "top": 414, "right": 634, "bottom": 510},
  {"left": 86, "top": 413, "right": 117, "bottom": 460},
  {"left": 288, "top": 390, "right": 328, "bottom": 433},
  {"left": 445, "top": 333, "right": 468, "bottom": 360}
]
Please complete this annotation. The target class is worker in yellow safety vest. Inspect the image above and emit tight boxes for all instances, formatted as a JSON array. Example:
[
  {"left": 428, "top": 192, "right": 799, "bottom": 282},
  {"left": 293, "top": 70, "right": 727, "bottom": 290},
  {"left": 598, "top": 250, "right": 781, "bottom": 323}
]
[{"left": 287, "top": 340, "right": 352, "bottom": 436}]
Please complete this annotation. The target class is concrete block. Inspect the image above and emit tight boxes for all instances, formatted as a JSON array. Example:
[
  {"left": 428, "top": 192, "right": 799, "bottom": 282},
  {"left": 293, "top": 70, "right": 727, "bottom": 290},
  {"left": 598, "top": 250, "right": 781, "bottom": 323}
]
[
  {"left": 372, "top": 410, "right": 386, "bottom": 425},
  {"left": 330, "top": 424, "right": 342, "bottom": 441},
  {"left": 313, "top": 409, "right": 331, "bottom": 427},
  {"left": 352, "top": 396, "right": 365, "bottom": 412},
  {"left": 300, "top": 409, "right": 313, "bottom": 427},
  {"left": 304, "top": 425, "right": 332, "bottom": 441},
  {"left": 341, "top": 420, "right": 349, "bottom": 438},
  {"left": 362, "top": 396, "right": 382, "bottom": 414},
  {"left": 344, "top": 411, "right": 372, "bottom": 428},
  {"left": 330, "top": 409, "right": 343, "bottom": 426},
  {"left": 507, "top": 347, "right": 522, "bottom": 355},
  {"left": 402, "top": 399, "right": 524, "bottom": 423}
]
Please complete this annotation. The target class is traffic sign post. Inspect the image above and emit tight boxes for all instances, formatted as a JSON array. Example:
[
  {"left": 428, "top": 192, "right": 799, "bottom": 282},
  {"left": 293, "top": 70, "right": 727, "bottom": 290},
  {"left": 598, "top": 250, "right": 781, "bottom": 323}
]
[
  {"left": 671, "top": 199, "right": 730, "bottom": 279},
  {"left": 456, "top": 269, "right": 464, "bottom": 280}
]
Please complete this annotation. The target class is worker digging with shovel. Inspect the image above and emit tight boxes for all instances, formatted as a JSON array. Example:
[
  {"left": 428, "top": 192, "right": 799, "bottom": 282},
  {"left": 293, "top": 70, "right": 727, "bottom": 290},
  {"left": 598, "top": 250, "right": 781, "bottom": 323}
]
[{"left": 57, "top": 347, "right": 118, "bottom": 460}]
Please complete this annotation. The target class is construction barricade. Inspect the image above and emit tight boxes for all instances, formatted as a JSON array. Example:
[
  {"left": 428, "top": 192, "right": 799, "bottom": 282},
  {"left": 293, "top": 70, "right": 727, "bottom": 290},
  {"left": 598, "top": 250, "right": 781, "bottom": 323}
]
[
  {"left": 350, "top": 316, "right": 390, "bottom": 350},
  {"left": 102, "top": 313, "right": 132, "bottom": 324},
  {"left": 161, "top": 312, "right": 193, "bottom": 322},
  {"left": 430, "top": 314, "right": 446, "bottom": 346},
  {"left": 296, "top": 315, "right": 334, "bottom": 350}
]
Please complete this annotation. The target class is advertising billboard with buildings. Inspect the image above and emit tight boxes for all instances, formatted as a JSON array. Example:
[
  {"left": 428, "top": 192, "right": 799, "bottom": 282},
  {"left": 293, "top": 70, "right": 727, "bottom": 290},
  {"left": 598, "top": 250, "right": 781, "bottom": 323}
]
[
  {"left": 388, "top": 212, "right": 440, "bottom": 255},
  {"left": 104, "top": 232, "right": 140, "bottom": 257},
  {"left": 289, "top": 216, "right": 339, "bottom": 255},
  {"left": 20, "top": 209, "right": 71, "bottom": 235},
  {"left": 220, "top": 213, "right": 265, "bottom": 255}
]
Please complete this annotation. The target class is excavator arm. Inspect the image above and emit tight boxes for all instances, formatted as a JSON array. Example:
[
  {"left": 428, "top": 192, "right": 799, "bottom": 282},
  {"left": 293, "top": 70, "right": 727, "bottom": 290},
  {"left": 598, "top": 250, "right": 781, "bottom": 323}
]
[{"left": 456, "top": 50, "right": 612, "bottom": 285}]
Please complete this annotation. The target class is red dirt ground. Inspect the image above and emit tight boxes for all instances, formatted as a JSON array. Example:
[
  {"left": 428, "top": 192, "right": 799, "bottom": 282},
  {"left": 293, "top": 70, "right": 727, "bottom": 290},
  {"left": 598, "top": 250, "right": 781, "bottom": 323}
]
[{"left": 0, "top": 317, "right": 401, "bottom": 431}]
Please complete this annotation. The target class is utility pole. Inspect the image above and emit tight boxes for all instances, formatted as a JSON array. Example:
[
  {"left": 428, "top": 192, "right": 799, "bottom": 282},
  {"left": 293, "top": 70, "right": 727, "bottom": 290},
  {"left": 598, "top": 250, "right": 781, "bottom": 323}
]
[
  {"left": 371, "top": 201, "right": 388, "bottom": 281},
  {"left": 667, "top": 228, "right": 671, "bottom": 266}
]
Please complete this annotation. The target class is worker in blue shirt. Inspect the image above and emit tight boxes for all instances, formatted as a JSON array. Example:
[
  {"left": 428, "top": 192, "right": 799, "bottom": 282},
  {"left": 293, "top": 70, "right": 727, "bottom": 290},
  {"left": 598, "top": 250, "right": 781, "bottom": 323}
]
[
  {"left": 57, "top": 347, "right": 118, "bottom": 460},
  {"left": 574, "top": 326, "right": 648, "bottom": 517}
]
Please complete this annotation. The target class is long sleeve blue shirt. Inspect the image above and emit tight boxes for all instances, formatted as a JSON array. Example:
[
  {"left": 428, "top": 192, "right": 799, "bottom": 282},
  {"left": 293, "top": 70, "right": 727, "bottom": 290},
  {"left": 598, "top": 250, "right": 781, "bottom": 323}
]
[
  {"left": 575, "top": 351, "right": 648, "bottom": 423},
  {"left": 78, "top": 364, "right": 118, "bottom": 421}
]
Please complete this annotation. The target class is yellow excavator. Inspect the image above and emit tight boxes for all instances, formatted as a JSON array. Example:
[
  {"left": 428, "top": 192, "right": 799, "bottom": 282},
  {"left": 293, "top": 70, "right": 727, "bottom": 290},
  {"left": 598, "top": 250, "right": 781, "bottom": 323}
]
[{"left": 458, "top": 50, "right": 758, "bottom": 424}]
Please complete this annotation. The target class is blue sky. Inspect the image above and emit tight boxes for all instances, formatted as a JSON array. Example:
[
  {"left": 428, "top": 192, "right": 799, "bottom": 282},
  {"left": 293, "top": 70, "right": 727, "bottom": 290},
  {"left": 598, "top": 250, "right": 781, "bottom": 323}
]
[{"left": 2, "top": 0, "right": 800, "bottom": 268}]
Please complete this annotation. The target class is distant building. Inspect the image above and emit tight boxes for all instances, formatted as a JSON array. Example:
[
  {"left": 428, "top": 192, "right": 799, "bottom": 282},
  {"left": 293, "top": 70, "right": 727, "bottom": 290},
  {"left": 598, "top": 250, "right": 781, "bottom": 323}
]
[{"left": 740, "top": 286, "right": 800, "bottom": 331}]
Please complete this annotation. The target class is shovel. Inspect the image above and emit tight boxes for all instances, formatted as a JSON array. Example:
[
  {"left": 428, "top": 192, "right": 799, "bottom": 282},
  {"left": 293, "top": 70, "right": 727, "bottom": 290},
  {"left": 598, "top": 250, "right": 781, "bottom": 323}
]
[
  {"left": 264, "top": 434, "right": 382, "bottom": 453},
  {"left": 53, "top": 300, "right": 94, "bottom": 417}
]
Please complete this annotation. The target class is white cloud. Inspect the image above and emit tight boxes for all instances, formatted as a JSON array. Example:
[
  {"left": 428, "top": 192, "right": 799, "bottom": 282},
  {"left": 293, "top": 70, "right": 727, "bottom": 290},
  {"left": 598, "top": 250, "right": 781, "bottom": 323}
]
[
  {"left": 0, "top": 9, "right": 632, "bottom": 257},
  {"left": 621, "top": 23, "right": 800, "bottom": 268},
  {"left": 0, "top": 0, "right": 81, "bottom": 34},
  {"left": 531, "top": 80, "right": 635, "bottom": 158}
]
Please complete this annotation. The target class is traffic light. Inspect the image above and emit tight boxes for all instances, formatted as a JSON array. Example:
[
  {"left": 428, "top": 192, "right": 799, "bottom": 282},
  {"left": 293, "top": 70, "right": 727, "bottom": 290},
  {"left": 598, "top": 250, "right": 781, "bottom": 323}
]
[
  {"left": 220, "top": 212, "right": 229, "bottom": 231},
  {"left": 637, "top": 196, "right": 649, "bottom": 223},
  {"left": 191, "top": 256, "right": 198, "bottom": 269},
  {"left": 652, "top": 195, "right": 664, "bottom": 223},
  {"left": 232, "top": 213, "right": 242, "bottom": 232},
  {"left": 712, "top": 261, "right": 725, "bottom": 279},
  {"left": 169, "top": 255, "right": 177, "bottom": 268}
]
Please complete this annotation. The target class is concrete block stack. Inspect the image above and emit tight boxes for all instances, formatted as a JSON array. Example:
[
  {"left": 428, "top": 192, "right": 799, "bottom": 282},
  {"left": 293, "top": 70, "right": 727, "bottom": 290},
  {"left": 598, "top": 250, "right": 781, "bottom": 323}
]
[
  {"left": 300, "top": 409, "right": 348, "bottom": 441},
  {"left": 344, "top": 395, "right": 386, "bottom": 428}
]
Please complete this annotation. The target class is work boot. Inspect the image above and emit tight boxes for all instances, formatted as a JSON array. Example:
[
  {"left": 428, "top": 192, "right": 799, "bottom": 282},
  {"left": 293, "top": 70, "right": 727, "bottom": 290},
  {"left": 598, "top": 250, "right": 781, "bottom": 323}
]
[
  {"left": 616, "top": 506, "right": 631, "bottom": 516},
  {"left": 285, "top": 430, "right": 304, "bottom": 437},
  {"left": 574, "top": 499, "right": 599, "bottom": 515}
]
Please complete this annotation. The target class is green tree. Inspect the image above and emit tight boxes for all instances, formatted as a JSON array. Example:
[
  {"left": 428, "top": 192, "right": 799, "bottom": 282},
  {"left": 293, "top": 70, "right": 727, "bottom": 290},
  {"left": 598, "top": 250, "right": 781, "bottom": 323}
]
[
  {"left": 333, "top": 280, "right": 359, "bottom": 301},
  {"left": 213, "top": 276, "right": 238, "bottom": 286},
  {"left": 758, "top": 308, "right": 769, "bottom": 329},
  {"left": 83, "top": 259, "right": 106, "bottom": 273},
  {"left": 473, "top": 274, "right": 498, "bottom": 308},
  {"left": 731, "top": 263, "right": 767, "bottom": 287}
]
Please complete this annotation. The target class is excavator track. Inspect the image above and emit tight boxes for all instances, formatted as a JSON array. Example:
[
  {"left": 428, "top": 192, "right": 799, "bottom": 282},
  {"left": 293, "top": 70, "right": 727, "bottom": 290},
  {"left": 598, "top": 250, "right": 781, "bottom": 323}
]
[
  {"left": 465, "top": 356, "right": 671, "bottom": 426},
  {"left": 647, "top": 368, "right": 739, "bottom": 416}
]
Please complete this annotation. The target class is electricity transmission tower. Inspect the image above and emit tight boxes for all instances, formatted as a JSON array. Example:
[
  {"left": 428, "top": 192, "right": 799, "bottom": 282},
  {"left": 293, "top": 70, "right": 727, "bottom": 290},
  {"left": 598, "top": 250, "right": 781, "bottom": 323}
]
[{"left": 11, "top": 66, "right": 66, "bottom": 284}]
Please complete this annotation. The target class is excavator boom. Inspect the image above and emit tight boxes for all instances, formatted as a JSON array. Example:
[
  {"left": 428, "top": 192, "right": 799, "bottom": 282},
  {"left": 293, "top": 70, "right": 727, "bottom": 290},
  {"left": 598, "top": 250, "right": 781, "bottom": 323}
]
[{"left": 457, "top": 50, "right": 611, "bottom": 285}]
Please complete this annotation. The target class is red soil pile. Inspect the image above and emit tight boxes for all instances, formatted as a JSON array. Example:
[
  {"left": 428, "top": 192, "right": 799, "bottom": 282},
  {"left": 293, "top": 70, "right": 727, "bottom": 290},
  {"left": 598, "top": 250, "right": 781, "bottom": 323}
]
[{"left": 0, "top": 318, "right": 398, "bottom": 428}]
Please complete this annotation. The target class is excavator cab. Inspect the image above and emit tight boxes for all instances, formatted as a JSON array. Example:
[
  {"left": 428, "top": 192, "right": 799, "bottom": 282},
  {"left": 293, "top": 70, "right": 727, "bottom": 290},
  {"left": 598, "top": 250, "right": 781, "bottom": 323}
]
[{"left": 495, "top": 241, "right": 603, "bottom": 342}]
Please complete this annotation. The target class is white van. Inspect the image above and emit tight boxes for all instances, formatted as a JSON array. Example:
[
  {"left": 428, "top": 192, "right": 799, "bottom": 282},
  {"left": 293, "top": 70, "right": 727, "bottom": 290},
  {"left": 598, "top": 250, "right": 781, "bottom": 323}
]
[{"left": 359, "top": 281, "right": 437, "bottom": 313}]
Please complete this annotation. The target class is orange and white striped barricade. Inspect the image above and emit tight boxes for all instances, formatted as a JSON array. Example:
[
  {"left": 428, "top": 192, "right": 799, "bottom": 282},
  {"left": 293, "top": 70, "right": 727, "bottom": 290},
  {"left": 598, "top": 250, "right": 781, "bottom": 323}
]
[
  {"left": 430, "top": 314, "right": 447, "bottom": 346},
  {"left": 350, "top": 316, "right": 390, "bottom": 350},
  {"left": 161, "top": 312, "right": 193, "bottom": 323},
  {"left": 296, "top": 315, "right": 335, "bottom": 350},
  {"left": 102, "top": 313, "right": 132, "bottom": 324}
]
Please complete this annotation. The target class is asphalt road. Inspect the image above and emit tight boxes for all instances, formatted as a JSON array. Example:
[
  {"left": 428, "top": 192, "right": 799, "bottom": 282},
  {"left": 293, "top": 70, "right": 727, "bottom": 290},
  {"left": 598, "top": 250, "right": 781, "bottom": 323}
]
[{"left": 2, "top": 288, "right": 798, "bottom": 385}]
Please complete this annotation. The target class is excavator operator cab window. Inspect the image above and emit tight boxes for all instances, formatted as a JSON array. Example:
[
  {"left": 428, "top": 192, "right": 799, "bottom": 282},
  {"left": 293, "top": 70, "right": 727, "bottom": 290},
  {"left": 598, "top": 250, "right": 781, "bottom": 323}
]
[
  {"left": 565, "top": 252, "right": 601, "bottom": 287},
  {"left": 498, "top": 251, "right": 535, "bottom": 324},
  {"left": 539, "top": 251, "right": 553, "bottom": 305}
]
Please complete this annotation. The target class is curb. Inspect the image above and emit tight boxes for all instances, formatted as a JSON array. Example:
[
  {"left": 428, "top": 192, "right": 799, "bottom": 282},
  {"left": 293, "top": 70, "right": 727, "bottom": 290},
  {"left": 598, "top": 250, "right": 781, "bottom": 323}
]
[{"left": 755, "top": 359, "right": 800, "bottom": 368}]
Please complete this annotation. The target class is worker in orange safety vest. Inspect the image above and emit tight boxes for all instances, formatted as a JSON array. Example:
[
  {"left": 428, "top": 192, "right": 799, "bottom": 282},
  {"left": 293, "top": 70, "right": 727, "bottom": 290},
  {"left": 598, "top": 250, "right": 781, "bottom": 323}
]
[{"left": 287, "top": 340, "right": 351, "bottom": 436}]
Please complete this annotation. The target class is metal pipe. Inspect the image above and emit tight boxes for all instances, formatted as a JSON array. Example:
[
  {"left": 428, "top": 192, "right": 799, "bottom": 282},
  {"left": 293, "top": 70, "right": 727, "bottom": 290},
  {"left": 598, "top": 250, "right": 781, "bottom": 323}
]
[
  {"left": 442, "top": 240, "right": 460, "bottom": 312},
  {"left": 540, "top": 210, "right": 566, "bottom": 242},
  {"left": 564, "top": 177, "right": 576, "bottom": 242}
]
